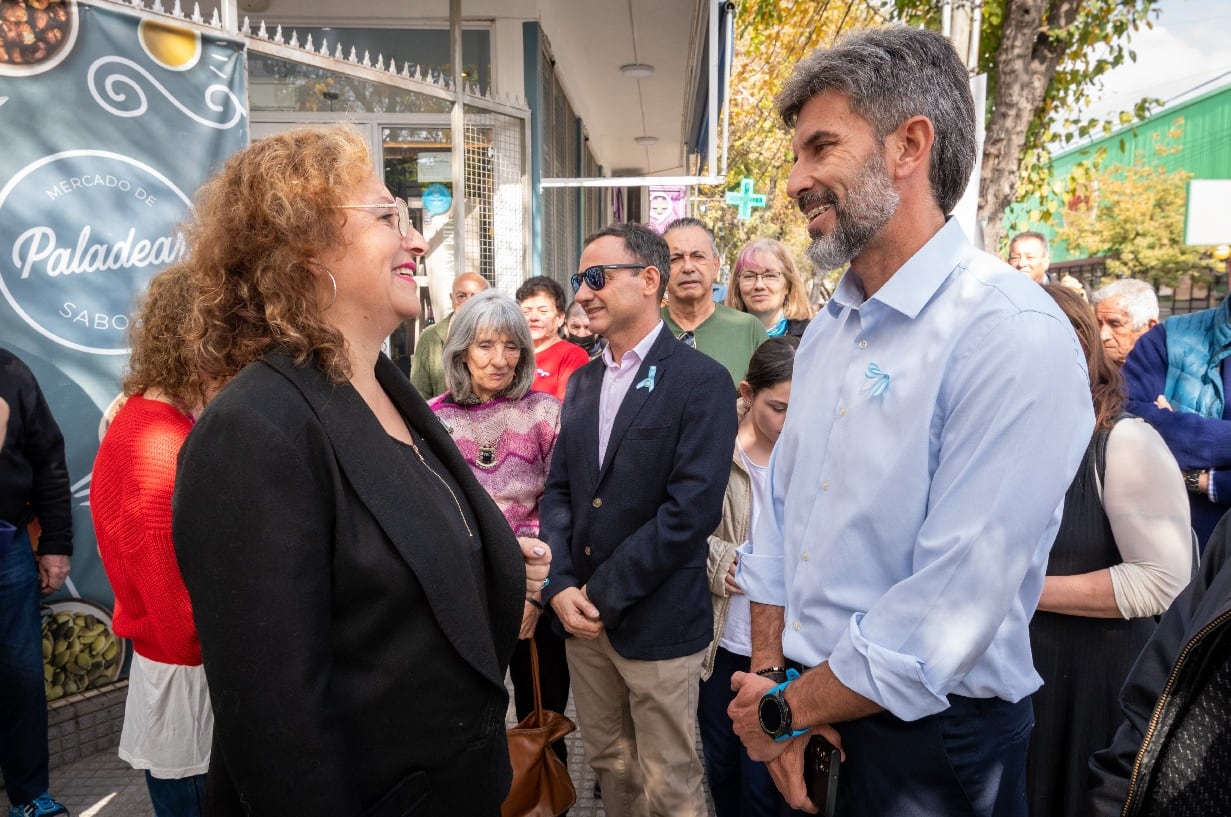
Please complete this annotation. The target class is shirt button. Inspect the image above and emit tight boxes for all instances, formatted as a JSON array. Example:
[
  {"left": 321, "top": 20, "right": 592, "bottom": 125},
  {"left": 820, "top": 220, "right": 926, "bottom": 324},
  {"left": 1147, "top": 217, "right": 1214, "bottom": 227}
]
[
  {"left": 592, "top": 497, "right": 602, "bottom": 508},
  {"left": 584, "top": 546, "right": 591, "bottom": 556},
  {"left": 858, "top": 339, "right": 868, "bottom": 349},
  {"left": 792, "top": 621, "right": 801, "bottom": 631},
  {"left": 802, "top": 552, "right": 809, "bottom": 561},
  {"left": 837, "top": 407, "right": 846, "bottom": 417},
  {"left": 822, "top": 481, "right": 830, "bottom": 491}
]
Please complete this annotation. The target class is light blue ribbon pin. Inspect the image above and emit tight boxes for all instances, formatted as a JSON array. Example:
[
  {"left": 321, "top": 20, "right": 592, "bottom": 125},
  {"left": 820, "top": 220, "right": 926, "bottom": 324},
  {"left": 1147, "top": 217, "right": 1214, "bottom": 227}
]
[
  {"left": 635, "top": 365, "right": 657, "bottom": 393},
  {"left": 864, "top": 363, "right": 891, "bottom": 398}
]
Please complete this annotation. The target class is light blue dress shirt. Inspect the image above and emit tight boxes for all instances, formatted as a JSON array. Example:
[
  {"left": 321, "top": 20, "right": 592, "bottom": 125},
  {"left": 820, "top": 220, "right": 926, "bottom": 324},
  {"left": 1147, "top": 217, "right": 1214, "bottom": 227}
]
[{"left": 740, "top": 218, "right": 1094, "bottom": 722}]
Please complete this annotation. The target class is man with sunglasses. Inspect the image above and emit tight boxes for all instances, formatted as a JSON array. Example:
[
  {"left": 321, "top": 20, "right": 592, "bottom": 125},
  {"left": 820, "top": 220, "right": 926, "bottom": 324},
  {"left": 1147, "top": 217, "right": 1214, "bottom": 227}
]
[
  {"left": 661, "top": 218, "right": 768, "bottom": 386},
  {"left": 542, "top": 222, "right": 736, "bottom": 817}
]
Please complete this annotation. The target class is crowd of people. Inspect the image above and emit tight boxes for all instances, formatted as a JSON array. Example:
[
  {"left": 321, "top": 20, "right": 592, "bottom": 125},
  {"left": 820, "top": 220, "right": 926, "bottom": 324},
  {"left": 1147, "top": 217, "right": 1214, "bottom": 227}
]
[{"left": 2, "top": 22, "right": 1229, "bottom": 817}]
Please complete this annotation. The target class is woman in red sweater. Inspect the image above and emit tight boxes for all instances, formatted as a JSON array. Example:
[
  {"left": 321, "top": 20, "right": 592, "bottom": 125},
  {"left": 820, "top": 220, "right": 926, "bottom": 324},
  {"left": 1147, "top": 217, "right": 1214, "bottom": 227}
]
[
  {"left": 517, "top": 276, "right": 590, "bottom": 401},
  {"left": 91, "top": 265, "right": 215, "bottom": 817}
]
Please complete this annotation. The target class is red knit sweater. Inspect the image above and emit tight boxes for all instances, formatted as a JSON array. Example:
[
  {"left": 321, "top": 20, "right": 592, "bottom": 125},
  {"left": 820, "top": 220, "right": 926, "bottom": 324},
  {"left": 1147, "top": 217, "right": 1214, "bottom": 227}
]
[{"left": 90, "top": 395, "right": 201, "bottom": 665}]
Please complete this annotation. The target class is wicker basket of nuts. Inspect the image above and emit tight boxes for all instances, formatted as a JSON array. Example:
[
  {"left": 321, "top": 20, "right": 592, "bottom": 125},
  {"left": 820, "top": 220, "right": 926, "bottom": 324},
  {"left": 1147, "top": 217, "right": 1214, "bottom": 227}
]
[{"left": 0, "top": 0, "right": 78, "bottom": 77}]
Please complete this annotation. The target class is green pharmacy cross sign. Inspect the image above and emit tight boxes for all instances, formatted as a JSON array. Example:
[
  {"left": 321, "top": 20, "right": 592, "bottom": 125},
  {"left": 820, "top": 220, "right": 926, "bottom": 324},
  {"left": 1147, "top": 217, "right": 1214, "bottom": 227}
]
[{"left": 725, "top": 177, "right": 767, "bottom": 220}]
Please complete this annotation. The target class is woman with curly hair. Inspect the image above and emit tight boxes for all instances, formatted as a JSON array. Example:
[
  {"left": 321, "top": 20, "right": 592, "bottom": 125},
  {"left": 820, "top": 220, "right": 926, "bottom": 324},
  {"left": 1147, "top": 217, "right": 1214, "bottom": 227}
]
[
  {"left": 90, "top": 264, "right": 214, "bottom": 817},
  {"left": 725, "top": 238, "right": 813, "bottom": 338},
  {"left": 169, "top": 125, "right": 548, "bottom": 817}
]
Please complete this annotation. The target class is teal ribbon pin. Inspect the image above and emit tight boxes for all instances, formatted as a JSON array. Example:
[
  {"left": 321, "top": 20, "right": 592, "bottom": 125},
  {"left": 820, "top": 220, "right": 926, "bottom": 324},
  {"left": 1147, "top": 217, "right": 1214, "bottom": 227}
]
[
  {"left": 635, "top": 366, "right": 657, "bottom": 393},
  {"left": 864, "top": 363, "right": 891, "bottom": 398}
]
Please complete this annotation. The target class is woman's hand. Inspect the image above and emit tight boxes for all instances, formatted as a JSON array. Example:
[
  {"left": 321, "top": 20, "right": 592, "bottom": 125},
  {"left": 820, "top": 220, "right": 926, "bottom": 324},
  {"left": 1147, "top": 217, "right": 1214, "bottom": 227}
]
[
  {"left": 519, "top": 537, "right": 552, "bottom": 595},
  {"left": 725, "top": 556, "right": 744, "bottom": 596},
  {"left": 519, "top": 537, "right": 551, "bottom": 638},
  {"left": 520, "top": 599, "right": 542, "bottom": 639}
]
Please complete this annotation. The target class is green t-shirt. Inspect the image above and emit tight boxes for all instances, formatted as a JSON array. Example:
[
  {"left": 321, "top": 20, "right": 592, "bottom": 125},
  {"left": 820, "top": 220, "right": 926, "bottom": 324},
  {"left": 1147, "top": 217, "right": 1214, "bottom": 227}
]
[
  {"left": 409, "top": 313, "right": 451, "bottom": 399},
  {"left": 661, "top": 304, "right": 767, "bottom": 385}
]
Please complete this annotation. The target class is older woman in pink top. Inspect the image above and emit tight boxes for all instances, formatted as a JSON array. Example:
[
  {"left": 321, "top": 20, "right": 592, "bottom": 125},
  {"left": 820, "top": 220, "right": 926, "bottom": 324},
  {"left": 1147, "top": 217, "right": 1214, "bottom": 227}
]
[{"left": 428, "top": 290, "right": 571, "bottom": 767}]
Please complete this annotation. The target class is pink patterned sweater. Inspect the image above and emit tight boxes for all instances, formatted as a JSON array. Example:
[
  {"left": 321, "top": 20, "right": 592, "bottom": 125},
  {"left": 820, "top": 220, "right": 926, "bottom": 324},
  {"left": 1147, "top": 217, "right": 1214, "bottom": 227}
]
[{"left": 428, "top": 390, "right": 561, "bottom": 537}]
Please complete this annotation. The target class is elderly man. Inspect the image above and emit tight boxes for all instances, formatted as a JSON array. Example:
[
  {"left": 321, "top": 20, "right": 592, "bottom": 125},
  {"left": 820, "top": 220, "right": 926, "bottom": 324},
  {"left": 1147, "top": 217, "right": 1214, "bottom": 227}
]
[
  {"left": 727, "top": 27, "right": 1092, "bottom": 817},
  {"left": 1122, "top": 292, "right": 1231, "bottom": 548},
  {"left": 543, "top": 222, "right": 736, "bottom": 817},
  {"left": 1007, "top": 231, "right": 1086, "bottom": 297},
  {"left": 409, "top": 271, "right": 488, "bottom": 398},
  {"left": 1092, "top": 279, "right": 1159, "bottom": 365},
  {"left": 661, "top": 218, "right": 766, "bottom": 385},
  {"left": 1008, "top": 232, "right": 1051, "bottom": 283}
]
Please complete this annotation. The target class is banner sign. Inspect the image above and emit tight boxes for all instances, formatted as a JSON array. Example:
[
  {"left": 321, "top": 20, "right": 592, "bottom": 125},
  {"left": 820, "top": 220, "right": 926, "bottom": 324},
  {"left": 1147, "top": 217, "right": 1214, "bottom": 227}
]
[{"left": 0, "top": 0, "right": 247, "bottom": 608}]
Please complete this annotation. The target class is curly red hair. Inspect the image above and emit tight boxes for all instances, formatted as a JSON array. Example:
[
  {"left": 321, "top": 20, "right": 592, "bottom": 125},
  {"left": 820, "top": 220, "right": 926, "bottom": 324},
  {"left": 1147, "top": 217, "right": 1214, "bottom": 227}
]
[{"left": 181, "top": 125, "right": 371, "bottom": 384}]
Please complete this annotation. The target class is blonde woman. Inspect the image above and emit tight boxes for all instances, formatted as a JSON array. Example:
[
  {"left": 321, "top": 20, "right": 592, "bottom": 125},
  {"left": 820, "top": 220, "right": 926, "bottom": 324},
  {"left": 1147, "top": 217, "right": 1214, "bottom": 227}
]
[{"left": 725, "top": 238, "right": 813, "bottom": 338}]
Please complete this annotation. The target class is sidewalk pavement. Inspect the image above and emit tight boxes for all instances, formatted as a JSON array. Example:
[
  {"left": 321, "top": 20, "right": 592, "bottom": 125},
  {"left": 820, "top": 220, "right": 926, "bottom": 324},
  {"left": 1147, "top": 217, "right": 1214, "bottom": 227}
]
[{"left": 47, "top": 692, "right": 717, "bottom": 817}]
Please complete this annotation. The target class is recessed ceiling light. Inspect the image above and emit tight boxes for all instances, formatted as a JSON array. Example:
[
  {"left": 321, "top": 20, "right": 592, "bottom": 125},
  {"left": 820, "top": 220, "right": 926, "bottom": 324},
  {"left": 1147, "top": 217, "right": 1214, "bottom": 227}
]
[
  {"left": 634, "top": 136, "right": 658, "bottom": 146},
  {"left": 620, "top": 63, "right": 655, "bottom": 78}
]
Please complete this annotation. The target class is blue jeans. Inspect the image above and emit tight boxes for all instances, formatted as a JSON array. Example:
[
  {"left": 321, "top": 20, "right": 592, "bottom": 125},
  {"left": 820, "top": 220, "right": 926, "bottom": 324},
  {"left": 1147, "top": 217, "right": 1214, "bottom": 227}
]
[
  {"left": 699, "top": 647, "right": 784, "bottom": 817},
  {"left": 0, "top": 525, "right": 52, "bottom": 806},
  {"left": 145, "top": 771, "right": 207, "bottom": 817}
]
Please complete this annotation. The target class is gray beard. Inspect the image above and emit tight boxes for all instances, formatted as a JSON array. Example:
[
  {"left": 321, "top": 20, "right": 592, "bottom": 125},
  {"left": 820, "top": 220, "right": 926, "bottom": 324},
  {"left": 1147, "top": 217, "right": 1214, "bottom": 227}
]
[{"left": 806, "top": 154, "right": 900, "bottom": 272}]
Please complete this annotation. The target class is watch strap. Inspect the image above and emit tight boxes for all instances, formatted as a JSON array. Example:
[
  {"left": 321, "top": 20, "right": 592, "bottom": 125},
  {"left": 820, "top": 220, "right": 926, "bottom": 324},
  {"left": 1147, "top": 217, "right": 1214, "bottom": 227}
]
[{"left": 762, "top": 668, "right": 810, "bottom": 742}]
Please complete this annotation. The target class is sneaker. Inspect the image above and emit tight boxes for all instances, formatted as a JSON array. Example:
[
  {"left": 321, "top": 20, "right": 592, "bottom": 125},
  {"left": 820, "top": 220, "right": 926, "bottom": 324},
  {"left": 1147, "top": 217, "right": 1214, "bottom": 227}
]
[{"left": 8, "top": 793, "right": 68, "bottom": 817}]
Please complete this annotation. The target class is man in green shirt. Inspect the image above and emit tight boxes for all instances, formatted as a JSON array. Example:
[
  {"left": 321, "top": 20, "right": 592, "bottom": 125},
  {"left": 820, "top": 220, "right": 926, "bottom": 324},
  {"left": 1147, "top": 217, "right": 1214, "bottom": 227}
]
[
  {"left": 662, "top": 218, "right": 767, "bottom": 385},
  {"left": 409, "top": 271, "right": 488, "bottom": 398}
]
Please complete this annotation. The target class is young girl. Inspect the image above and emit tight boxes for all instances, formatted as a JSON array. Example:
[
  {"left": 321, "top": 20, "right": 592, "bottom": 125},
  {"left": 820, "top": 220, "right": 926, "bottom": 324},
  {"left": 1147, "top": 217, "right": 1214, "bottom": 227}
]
[{"left": 700, "top": 335, "right": 799, "bottom": 817}]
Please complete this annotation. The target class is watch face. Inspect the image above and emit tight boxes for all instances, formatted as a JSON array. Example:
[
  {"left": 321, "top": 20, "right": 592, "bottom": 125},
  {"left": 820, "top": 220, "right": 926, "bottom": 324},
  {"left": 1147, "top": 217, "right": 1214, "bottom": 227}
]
[{"left": 759, "top": 692, "right": 785, "bottom": 736}]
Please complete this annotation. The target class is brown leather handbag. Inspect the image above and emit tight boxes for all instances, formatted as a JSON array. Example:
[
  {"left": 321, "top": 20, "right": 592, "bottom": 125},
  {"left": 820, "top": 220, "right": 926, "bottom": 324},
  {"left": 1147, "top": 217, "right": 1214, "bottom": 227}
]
[{"left": 501, "top": 639, "right": 577, "bottom": 817}]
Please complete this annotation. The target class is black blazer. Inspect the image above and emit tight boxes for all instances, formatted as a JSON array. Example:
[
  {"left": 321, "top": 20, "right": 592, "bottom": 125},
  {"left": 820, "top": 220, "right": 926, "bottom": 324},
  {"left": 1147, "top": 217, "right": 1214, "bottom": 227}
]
[
  {"left": 541, "top": 325, "right": 737, "bottom": 660},
  {"left": 172, "top": 352, "right": 524, "bottom": 817}
]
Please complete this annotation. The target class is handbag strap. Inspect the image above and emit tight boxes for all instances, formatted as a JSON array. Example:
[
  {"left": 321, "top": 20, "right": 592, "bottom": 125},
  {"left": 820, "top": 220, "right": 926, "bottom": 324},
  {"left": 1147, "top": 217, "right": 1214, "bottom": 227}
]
[{"left": 529, "top": 636, "right": 544, "bottom": 717}]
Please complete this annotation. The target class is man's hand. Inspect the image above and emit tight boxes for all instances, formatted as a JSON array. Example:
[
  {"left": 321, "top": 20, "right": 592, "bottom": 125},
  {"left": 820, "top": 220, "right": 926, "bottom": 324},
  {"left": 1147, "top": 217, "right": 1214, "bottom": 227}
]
[
  {"left": 772, "top": 724, "right": 846, "bottom": 812},
  {"left": 38, "top": 554, "right": 70, "bottom": 596},
  {"left": 728, "top": 670, "right": 788, "bottom": 762},
  {"left": 766, "top": 735, "right": 818, "bottom": 813},
  {"left": 549, "top": 585, "right": 603, "bottom": 639}
]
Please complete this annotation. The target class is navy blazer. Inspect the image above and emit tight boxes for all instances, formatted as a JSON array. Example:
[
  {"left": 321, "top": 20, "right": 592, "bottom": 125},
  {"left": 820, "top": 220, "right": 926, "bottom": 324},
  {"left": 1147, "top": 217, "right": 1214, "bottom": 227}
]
[
  {"left": 174, "top": 352, "right": 524, "bottom": 817},
  {"left": 541, "top": 324, "right": 737, "bottom": 660}
]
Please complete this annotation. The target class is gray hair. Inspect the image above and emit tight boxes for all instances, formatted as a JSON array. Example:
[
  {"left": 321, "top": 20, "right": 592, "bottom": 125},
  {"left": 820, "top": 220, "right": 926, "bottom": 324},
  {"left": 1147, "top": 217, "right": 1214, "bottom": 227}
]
[
  {"left": 776, "top": 25, "right": 976, "bottom": 215},
  {"left": 1092, "top": 279, "right": 1160, "bottom": 329},
  {"left": 663, "top": 217, "right": 719, "bottom": 259},
  {"left": 441, "top": 290, "right": 536, "bottom": 403}
]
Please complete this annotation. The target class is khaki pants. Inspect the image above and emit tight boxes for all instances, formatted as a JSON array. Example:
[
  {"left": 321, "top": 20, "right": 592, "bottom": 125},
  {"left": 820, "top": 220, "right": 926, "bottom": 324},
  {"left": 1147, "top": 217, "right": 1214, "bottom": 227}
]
[{"left": 565, "top": 632, "right": 707, "bottom": 817}]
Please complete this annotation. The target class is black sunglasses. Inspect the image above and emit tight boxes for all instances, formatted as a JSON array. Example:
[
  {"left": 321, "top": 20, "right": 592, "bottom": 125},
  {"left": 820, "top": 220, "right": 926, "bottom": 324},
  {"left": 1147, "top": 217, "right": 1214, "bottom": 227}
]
[
  {"left": 676, "top": 331, "right": 696, "bottom": 348},
  {"left": 570, "top": 264, "right": 647, "bottom": 293}
]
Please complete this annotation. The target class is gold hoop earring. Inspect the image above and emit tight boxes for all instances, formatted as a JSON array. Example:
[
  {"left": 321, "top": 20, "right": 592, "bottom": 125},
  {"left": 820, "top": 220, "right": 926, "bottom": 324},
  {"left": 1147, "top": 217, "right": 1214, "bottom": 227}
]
[{"left": 323, "top": 270, "right": 337, "bottom": 310}]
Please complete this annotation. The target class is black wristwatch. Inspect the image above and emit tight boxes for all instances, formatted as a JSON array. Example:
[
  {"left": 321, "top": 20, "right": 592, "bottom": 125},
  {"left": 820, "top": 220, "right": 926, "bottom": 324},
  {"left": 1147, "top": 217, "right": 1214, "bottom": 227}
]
[
  {"left": 1184, "top": 469, "right": 1205, "bottom": 495},
  {"left": 758, "top": 669, "right": 808, "bottom": 742}
]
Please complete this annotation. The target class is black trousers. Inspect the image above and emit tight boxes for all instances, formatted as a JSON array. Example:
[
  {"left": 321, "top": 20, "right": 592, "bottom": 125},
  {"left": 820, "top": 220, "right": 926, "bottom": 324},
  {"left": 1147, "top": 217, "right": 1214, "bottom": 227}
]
[
  {"left": 784, "top": 695, "right": 1033, "bottom": 817},
  {"left": 508, "top": 612, "right": 571, "bottom": 765}
]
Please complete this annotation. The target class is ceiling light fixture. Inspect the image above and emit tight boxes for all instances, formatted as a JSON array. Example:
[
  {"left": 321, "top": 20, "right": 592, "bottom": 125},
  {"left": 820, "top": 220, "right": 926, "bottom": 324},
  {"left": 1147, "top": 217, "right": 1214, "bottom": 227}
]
[
  {"left": 634, "top": 136, "right": 658, "bottom": 146},
  {"left": 620, "top": 63, "right": 655, "bottom": 78}
]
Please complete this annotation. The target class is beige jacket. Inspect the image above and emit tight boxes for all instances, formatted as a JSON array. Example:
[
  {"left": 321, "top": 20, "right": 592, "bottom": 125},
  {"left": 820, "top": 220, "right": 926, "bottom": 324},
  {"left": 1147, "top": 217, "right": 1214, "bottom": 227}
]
[{"left": 702, "top": 443, "right": 751, "bottom": 680}]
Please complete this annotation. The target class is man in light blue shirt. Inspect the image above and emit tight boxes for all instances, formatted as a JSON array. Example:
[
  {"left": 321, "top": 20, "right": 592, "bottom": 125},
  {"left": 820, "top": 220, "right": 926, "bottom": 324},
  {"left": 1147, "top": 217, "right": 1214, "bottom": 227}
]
[{"left": 727, "top": 27, "right": 1094, "bottom": 817}]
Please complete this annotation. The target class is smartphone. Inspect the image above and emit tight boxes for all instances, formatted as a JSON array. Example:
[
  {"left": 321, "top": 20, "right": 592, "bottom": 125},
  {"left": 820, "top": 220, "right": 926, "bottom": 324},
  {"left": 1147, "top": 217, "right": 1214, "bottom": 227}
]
[{"left": 803, "top": 733, "right": 840, "bottom": 817}]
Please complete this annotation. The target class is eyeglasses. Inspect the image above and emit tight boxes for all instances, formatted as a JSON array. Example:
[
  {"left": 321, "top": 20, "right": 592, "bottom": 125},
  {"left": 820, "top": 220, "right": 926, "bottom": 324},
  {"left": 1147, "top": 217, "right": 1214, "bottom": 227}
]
[
  {"left": 571, "top": 264, "right": 647, "bottom": 293},
  {"left": 335, "top": 197, "right": 411, "bottom": 237},
  {"left": 676, "top": 331, "right": 696, "bottom": 348},
  {"left": 1007, "top": 253, "right": 1043, "bottom": 264},
  {"left": 737, "top": 270, "right": 785, "bottom": 286}
]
